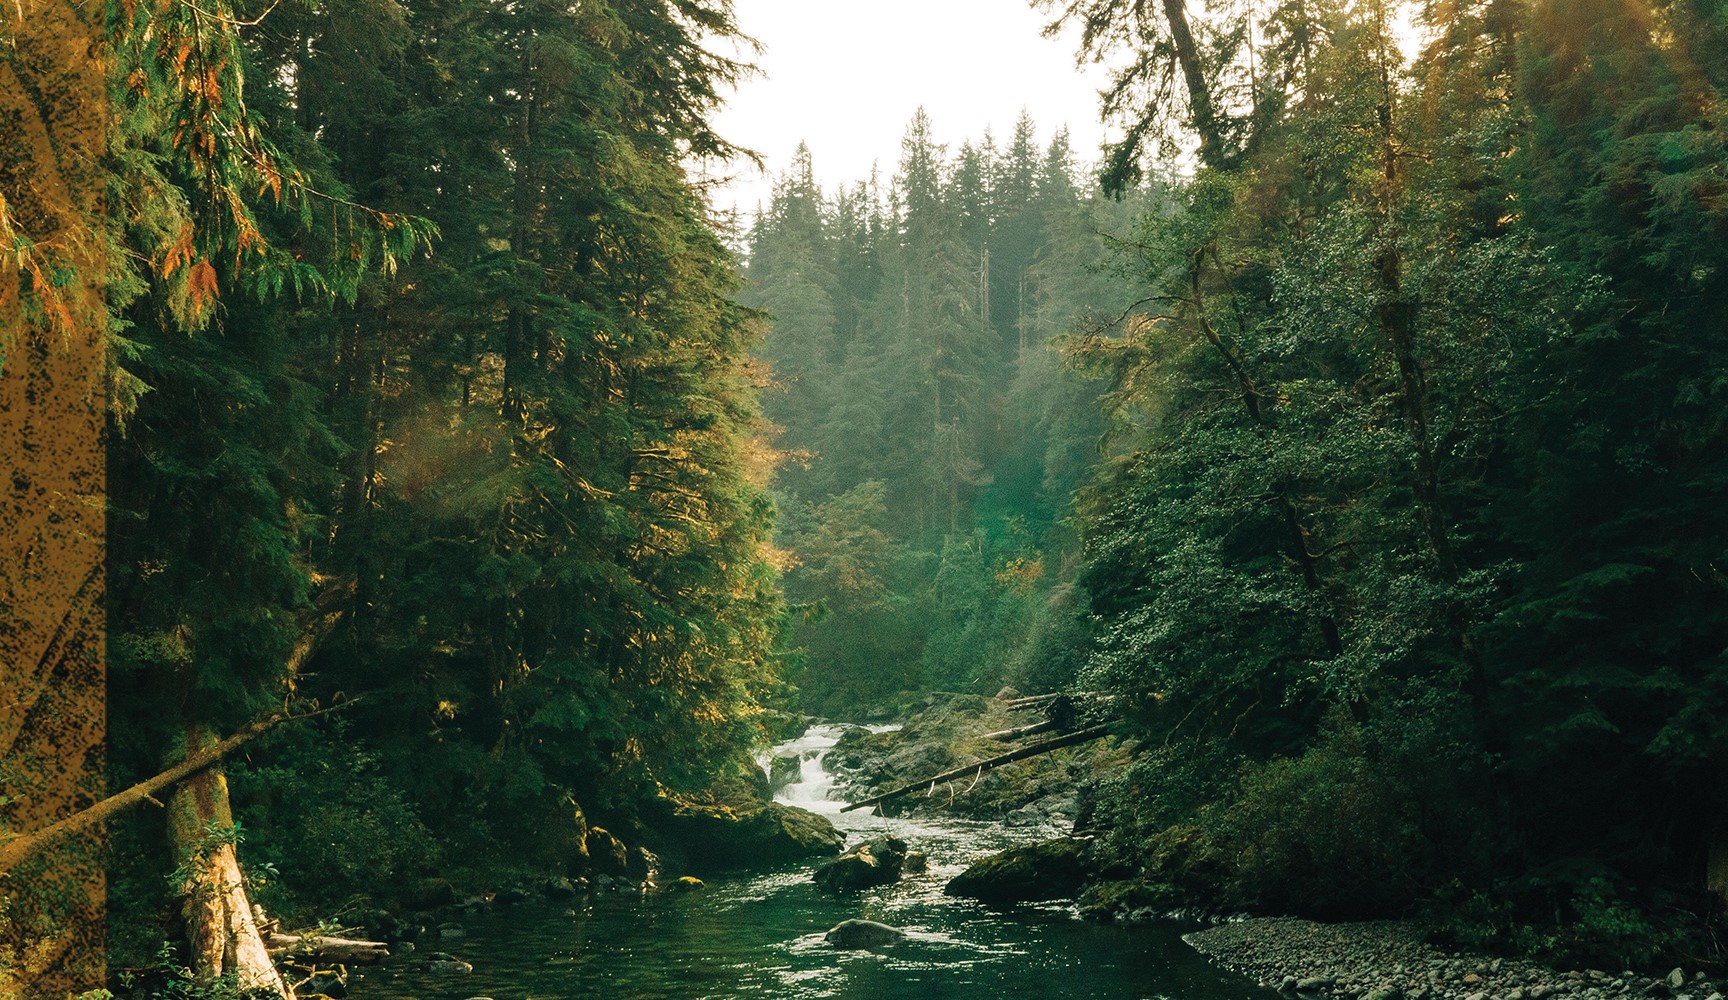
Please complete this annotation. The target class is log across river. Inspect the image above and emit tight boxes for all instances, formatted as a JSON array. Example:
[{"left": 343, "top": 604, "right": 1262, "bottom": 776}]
[{"left": 341, "top": 723, "right": 1275, "bottom": 1000}]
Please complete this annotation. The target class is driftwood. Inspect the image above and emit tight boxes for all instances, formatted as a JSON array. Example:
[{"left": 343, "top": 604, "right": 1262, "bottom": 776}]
[
  {"left": 840, "top": 725, "right": 1112, "bottom": 813},
  {"left": 981, "top": 719, "right": 1061, "bottom": 742},
  {"left": 266, "top": 931, "right": 389, "bottom": 964}
]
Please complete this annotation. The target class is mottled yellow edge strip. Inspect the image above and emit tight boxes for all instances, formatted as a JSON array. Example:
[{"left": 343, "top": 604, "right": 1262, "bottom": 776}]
[{"left": 0, "top": 0, "right": 111, "bottom": 994}]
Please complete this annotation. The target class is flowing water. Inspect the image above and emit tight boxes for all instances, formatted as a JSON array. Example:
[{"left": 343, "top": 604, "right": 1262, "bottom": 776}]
[{"left": 344, "top": 724, "right": 1275, "bottom": 1000}]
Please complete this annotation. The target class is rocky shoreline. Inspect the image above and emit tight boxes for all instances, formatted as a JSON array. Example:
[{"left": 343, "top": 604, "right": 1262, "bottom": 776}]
[
  {"left": 809, "top": 704, "right": 1726, "bottom": 1000},
  {"left": 1186, "top": 918, "right": 1727, "bottom": 1000}
]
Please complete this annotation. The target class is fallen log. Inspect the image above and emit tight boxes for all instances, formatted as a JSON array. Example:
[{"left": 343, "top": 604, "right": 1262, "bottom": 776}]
[
  {"left": 839, "top": 725, "right": 1112, "bottom": 813},
  {"left": 1001, "top": 691, "right": 1110, "bottom": 712},
  {"left": 0, "top": 703, "right": 353, "bottom": 876},
  {"left": 266, "top": 931, "right": 389, "bottom": 964},
  {"left": 981, "top": 719, "right": 1061, "bottom": 742}
]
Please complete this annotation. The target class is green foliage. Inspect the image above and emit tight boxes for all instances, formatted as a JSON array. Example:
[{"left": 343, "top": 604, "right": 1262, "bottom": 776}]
[
  {"left": 225, "top": 730, "right": 441, "bottom": 915},
  {"left": 1431, "top": 868, "right": 1705, "bottom": 970},
  {"left": 1052, "top": 0, "right": 1728, "bottom": 956},
  {"left": 109, "top": 941, "right": 268, "bottom": 1000}
]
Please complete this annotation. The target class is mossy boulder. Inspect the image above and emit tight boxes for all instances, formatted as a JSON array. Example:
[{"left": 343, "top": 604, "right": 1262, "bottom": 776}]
[
  {"left": 824, "top": 918, "right": 905, "bottom": 949},
  {"left": 563, "top": 801, "right": 592, "bottom": 875},
  {"left": 813, "top": 835, "right": 908, "bottom": 892},
  {"left": 944, "top": 837, "right": 1093, "bottom": 903},
  {"left": 586, "top": 827, "right": 629, "bottom": 876},
  {"left": 408, "top": 877, "right": 456, "bottom": 909},
  {"left": 1076, "top": 878, "right": 1184, "bottom": 921},
  {"left": 647, "top": 799, "right": 843, "bottom": 868}
]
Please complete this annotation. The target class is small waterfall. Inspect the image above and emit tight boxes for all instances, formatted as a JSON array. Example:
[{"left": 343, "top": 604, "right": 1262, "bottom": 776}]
[
  {"left": 768, "top": 723, "right": 848, "bottom": 814},
  {"left": 765, "top": 722, "right": 900, "bottom": 816}
]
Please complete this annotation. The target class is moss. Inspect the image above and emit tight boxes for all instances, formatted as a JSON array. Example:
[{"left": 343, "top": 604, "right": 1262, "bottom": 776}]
[{"left": 944, "top": 837, "right": 1092, "bottom": 903}]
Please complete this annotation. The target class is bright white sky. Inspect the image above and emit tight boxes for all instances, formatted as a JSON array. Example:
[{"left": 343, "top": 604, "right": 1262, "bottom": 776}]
[{"left": 702, "top": 0, "right": 1118, "bottom": 219}]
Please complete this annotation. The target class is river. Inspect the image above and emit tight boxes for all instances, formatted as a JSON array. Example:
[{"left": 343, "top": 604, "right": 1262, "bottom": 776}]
[{"left": 343, "top": 724, "right": 1275, "bottom": 999}]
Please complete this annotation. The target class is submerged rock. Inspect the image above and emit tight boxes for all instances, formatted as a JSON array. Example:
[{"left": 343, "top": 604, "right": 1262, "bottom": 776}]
[
  {"left": 944, "top": 837, "right": 1092, "bottom": 903},
  {"left": 824, "top": 918, "right": 906, "bottom": 949},
  {"left": 425, "top": 951, "right": 474, "bottom": 974},
  {"left": 813, "top": 835, "right": 908, "bottom": 892}
]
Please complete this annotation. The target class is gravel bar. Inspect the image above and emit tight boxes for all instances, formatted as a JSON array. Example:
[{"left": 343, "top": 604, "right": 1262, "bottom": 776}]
[{"left": 1185, "top": 917, "right": 1727, "bottom": 1000}]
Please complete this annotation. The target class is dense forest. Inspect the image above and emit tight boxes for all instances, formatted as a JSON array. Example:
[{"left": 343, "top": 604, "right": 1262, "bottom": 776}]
[
  {"left": 6, "top": 0, "right": 794, "bottom": 994},
  {"left": 2, "top": 0, "right": 1727, "bottom": 994},
  {"left": 749, "top": 0, "right": 1728, "bottom": 967}
]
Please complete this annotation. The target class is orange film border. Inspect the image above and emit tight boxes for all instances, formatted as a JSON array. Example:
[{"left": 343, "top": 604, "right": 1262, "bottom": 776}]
[{"left": 1, "top": 0, "right": 110, "bottom": 994}]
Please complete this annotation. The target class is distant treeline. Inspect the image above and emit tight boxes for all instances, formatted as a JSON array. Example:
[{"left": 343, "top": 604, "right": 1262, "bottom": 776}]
[{"left": 744, "top": 115, "right": 1133, "bottom": 711}]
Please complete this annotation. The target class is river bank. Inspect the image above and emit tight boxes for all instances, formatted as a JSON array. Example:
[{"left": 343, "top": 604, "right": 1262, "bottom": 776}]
[
  {"left": 814, "top": 700, "right": 1727, "bottom": 1000},
  {"left": 1186, "top": 918, "right": 1727, "bottom": 1000}
]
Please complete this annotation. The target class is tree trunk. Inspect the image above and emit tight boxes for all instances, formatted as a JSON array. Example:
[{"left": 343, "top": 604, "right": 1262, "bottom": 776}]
[
  {"left": 1709, "top": 825, "right": 1728, "bottom": 911},
  {"left": 167, "top": 724, "right": 295, "bottom": 999},
  {"left": 1160, "top": 0, "right": 1225, "bottom": 168},
  {"left": 841, "top": 725, "right": 1112, "bottom": 813}
]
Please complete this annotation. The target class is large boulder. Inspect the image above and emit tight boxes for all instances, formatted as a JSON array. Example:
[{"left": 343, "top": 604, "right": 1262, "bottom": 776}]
[
  {"left": 564, "top": 801, "right": 591, "bottom": 875},
  {"left": 944, "top": 837, "right": 1093, "bottom": 903},
  {"left": 648, "top": 799, "right": 843, "bottom": 868},
  {"left": 586, "top": 827, "right": 629, "bottom": 876},
  {"left": 812, "top": 835, "right": 908, "bottom": 892}
]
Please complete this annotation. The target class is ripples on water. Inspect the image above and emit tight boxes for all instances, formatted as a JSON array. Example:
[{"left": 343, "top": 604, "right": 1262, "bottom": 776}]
[{"left": 344, "top": 724, "right": 1274, "bottom": 1000}]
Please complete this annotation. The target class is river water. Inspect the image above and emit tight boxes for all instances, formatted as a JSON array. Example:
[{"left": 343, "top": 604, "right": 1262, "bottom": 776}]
[{"left": 343, "top": 724, "right": 1274, "bottom": 1000}]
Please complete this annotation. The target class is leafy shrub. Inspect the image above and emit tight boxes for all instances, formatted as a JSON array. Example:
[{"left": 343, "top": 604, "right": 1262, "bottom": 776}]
[
  {"left": 1089, "top": 702, "right": 1492, "bottom": 918},
  {"left": 1430, "top": 865, "right": 1712, "bottom": 969},
  {"left": 227, "top": 726, "right": 440, "bottom": 917}
]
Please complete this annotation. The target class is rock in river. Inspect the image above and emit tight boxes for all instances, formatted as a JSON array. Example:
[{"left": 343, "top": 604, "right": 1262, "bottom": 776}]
[
  {"left": 824, "top": 919, "right": 906, "bottom": 950},
  {"left": 944, "top": 837, "right": 1092, "bottom": 903},
  {"left": 813, "top": 835, "right": 908, "bottom": 892},
  {"left": 647, "top": 798, "right": 843, "bottom": 867}
]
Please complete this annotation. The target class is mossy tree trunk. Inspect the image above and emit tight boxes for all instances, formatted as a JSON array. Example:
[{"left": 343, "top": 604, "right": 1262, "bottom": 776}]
[{"left": 167, "top": 724, "right": 293, "bottom": 999}]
